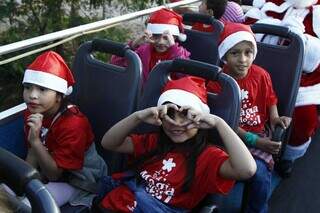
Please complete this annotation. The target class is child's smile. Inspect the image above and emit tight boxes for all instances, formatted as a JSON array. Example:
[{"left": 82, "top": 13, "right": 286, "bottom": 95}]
[{"left": 162, "top": 106, "right": 198, "bottom": 143}]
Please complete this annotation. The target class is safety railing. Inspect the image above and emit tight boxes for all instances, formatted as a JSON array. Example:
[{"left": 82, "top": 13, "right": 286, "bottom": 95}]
[{"left": 0, "top": 0, "right": 200, "bottom": 118}]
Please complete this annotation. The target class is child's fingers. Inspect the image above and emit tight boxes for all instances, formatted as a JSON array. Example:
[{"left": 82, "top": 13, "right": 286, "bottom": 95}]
[
  {"left": 283, "top": 117, "right": 292, "bottom": 127},
  {"left": 166, "top": 103, "right": 179, "bottom": 111},
  {"left": 179, "top": 105, "right": 191, "bottom": 112},
  {"left": 158, "top": 105, "right": 167, "bottom": 118},
  {"left": 163, "top": 115, "right": 178, "bottom": 126},
  {"left": 26, "top": 121, "right": 35, "bottom": 128}
]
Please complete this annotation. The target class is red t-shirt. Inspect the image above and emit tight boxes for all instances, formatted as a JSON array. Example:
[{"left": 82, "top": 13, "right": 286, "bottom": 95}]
[
  {"left": 24, "top": 106, "right": 94, "bottom": 170},
  {"left": 149, "top": 46, "right": 171, "bottom": 70},
  {"left": 207, "top": 64, "right": 278, "bottom": 133},
  {"left": 101, "top": 133, "right": 234, "bottom": 212}
]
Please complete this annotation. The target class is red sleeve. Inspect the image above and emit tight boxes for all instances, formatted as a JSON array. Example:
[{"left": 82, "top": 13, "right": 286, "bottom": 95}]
[
  {"left": 130, "top": 133, "right": 158, "bottom": 158},
  {"left": 50, "top": 115, "right": 94, "bottom": 170},
  {"left": 202, "top": 147, "right": 235, "bottom": 194}
]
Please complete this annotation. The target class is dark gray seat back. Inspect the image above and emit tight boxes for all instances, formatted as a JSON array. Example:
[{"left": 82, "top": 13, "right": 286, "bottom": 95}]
[
  {"left": 71, "top": 39, "right": 141, "bottom": 173},
  {"left": 181, "top": 13, "right": 223, "bottom": 65},
  {"left": 251, "top": 23, "right": 304, "bottom": 117}
]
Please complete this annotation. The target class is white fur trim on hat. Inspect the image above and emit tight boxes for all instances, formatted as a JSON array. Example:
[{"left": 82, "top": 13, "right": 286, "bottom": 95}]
[
  {"left": 295, "top": 83, "right": 320, "bottom": 106},
  {"left": 23, "top": 69, "right": 68, "bottom": 94},
  {"left": 313, "top": 5, "right": 320, "bottom": 38},
  {"left": 147, "top": 23, "right": 180, "bottom": 36},
  {"left": 285, "top": 0, "right": 317, "bottom": 8},
  {"left": 157, "top": 89, "right": 210, "bottom": 113},
  {"left": 219, "top": 31, "right": 257, "bottom": 61},
  {"left": 303, "top": 34, "right": 320, "bottom": 73},
  {"left": 253, "top": 0, "right": 266, "bottom": 9}
]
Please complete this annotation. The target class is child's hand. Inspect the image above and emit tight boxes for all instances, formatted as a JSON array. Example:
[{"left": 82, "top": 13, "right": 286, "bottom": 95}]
[
  {"left": 26, "top": 113, "right": 43, "bottom": 144},
  {"left": 270, "top": 116, "right": 292, "bottom": 131},
  {"left": 256, "top": 137, "right": 282, "bottom": 154},
  {"left": 136, "top": 104, "right": 179, "bottom": 126},
  {"left": 177, "top": 106, "right": 216, "bottom": 129},
  {"left": 131, "top": 30, "right": 154, "bottom": 49},
  {"left": 162, "top": 30, "right": 175, "bottom": 47}
]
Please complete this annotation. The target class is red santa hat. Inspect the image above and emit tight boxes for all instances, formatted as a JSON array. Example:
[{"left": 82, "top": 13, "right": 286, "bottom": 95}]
[
  {"left": 157, "top": 76, "right": 210, "bottom": 113},
  {"left": 218, "top": 22, "right": 257, "bottom": 62},
  {"left": 22, "top": 51, "right": 75, "bottom": 95},
  {"left": 147, "top": 8, "right": 186, "bottom": 42}
]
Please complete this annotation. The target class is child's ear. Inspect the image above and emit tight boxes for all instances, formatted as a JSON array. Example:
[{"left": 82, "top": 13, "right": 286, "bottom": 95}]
[
  {"left": 56, "top": 93, "right": 63, "bottom": 103},
  {"left": 208, "top": 9, "right": 214, "bottom": 16}
]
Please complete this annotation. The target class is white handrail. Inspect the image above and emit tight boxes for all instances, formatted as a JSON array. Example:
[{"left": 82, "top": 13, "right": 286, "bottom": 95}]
[{"left": 0, "top": 0, "right": 200, "bottom": 56}]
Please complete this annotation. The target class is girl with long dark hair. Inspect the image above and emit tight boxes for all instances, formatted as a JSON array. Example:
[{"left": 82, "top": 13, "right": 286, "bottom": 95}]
[{"left": 99, "top": 76, "right": 256, "bottom": 212}]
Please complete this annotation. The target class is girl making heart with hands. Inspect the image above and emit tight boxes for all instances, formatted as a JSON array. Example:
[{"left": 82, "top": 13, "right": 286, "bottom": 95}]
[{"left": 97, "top": 76, "right": 256, "bottom": 212}]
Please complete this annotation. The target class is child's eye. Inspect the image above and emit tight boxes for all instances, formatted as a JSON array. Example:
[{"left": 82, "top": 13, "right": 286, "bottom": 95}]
[
  {"left": 167, "top": 108, "right": 175, "bottom": 119},
  {"left": 23, "top": 84, "right": 31, "bottom": 90},
  {"left": 181, "top": 109, "right": 188, "bottom": 117},
  {"left": 39, "top": 86, "right": 48, "bottom": 92},
  {"left": 245, "top": 50, "right": 253, "bottom": 55}
]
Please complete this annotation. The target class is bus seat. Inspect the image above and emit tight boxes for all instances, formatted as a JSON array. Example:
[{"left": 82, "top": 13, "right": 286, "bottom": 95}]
[
  {"left": 181, "top": 13, "right": 223, "bottom": 65},
  {"left": 71, "top": 38, "right": 141, "bottom": 174},
  {"left": 62, "top": 39, "right": 141, "bottom": 212},
  {"left": 136, "top": 58, "right": 241, "bottom": 212},
  {"left": 251, "top": 23, "right": 304, "bottom": 163},
  {"left": 0, "top": 147, "right": 59, "bottom": 213},
  {"left": 0, "top": 109, "right": 27, "bottom": 159}
]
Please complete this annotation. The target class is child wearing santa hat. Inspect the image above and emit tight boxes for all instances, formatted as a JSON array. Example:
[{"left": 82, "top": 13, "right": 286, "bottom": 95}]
[
  {"left": 192, "top": 0, "right": 244, "bottom": 32},
  {"left": 21, "top": 51, "right": 107, "bottom": 207},
  {"left": 111, "top": 8, "right": 190, "bottom": 86},
  {"left": 207, "top": 22, "right": 291, "bottom": 212},
  {"left": 95, "top": 76, "right": 256, "bottom": 212},
  {"left": 243, "top": 0, "right": 320, "bottom": 177}
]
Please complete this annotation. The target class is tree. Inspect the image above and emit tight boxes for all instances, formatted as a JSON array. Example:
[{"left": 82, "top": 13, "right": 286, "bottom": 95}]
[{"left": 1, "top": 0, "right": 161, "bottom": 111}]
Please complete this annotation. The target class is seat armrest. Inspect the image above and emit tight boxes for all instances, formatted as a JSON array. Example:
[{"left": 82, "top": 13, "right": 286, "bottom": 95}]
[
  {"left": 272, "top": 125, "right": 286, "bottom": 162},
  {"left": 0, "top": 148, "right": 40, "bottom": 195},
  {"left": 199, "top": 204, "right": 219, "bottom": 213}
]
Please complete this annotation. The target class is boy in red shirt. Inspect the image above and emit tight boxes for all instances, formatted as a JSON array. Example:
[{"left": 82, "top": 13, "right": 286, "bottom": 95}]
[{"left": 207, "top": 22, "right": 291, "bottom": 212}]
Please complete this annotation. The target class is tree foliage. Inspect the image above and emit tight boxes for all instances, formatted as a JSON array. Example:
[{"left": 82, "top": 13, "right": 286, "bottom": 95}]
[{"left": 0, "top": 0, "right": 164, "bottom": 111}]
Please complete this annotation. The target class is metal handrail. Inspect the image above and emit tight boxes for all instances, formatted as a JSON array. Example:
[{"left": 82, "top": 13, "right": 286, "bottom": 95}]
[
  {"left": 0, "top": 0, "right": 200, "bottom": 56},
  {"left": 0, "top": 0, "right": 200, "bottom": 117}
]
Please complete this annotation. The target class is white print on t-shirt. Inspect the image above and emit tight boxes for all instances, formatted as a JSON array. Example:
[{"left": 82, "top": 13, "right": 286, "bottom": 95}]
[
  {"left": 239, "top": 89, "right": 261, "bottom": 126},
  {"left": 140, "top": 157, "right": 176, "bottom": 203},
  {"left": 40, "top": 127, "right": 49, "bottom": 145},
  {"left": 162, "top": 158, "right": 176, "bottom": 172},
  {"left": 126, "top": 201, "right": 137, "bottom": 212}
]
